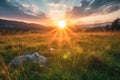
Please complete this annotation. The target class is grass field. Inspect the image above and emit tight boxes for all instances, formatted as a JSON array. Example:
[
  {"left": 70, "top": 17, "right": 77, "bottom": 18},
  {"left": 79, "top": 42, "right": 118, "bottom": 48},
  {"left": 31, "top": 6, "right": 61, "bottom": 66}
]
[{"left": 0, "top": 31, "right": 120, "bottom": 80}]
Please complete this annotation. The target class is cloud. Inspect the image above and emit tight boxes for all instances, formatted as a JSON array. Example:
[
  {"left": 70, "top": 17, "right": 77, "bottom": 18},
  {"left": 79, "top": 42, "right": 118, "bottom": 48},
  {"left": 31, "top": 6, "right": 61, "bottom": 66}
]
[
  {"left": 66, "top": 0, "right": 120, "bottom": 19},
  {"left": 0, "top": 0, "right": 49, "bottom": 22},
  {"left": 48, "top": 2, "right": 68, "bottom": 20},
  {"left": 46, "top": 0, "right": 60, "bottom": 3},
  {"left": 48, "top": 3, "right": 61, "bottom": 7},
  {"left": 22, "top": 4, "right": 30, "bottom": 8}
]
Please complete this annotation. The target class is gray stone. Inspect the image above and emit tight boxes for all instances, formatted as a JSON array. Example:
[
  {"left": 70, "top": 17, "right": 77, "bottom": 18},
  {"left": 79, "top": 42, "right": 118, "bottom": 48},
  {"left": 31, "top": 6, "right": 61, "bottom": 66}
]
[{"left": 9, "top": 52, "right": 46, "bottom": 68}]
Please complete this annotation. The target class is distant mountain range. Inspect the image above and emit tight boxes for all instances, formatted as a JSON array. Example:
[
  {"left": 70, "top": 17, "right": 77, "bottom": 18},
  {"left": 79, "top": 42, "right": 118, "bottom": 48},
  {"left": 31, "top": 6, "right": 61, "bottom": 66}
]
[
  {"left": 78, "top": 22, "right": 112, "bottom": 28},
  {"left": 0, "top": 19, "right": 47, "bottom": 31},
  {"left": 77, "top": 22, "right": 112, "bottom": 32},
  {"left": 0, "top": 19, "right": 112, "bottom": 32}
]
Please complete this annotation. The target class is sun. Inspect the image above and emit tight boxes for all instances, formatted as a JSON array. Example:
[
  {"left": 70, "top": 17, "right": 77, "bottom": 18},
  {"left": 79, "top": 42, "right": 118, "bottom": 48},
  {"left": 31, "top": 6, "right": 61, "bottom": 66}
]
[{"left": 57, "top": 20, "right": 67, "bottom": 29}]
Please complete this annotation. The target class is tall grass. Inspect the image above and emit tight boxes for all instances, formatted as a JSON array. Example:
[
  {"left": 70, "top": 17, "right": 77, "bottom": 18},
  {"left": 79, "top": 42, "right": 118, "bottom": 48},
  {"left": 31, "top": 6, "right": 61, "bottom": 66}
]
[{"left": 0, "top": 32, "right": 120, "bottom": 80}]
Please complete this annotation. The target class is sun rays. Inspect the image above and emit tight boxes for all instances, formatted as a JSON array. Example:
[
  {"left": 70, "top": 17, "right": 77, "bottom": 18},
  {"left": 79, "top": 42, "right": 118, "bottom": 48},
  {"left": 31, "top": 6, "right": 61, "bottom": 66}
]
[{"left": 46, "top": 20, "right": 76, "bottom": 47}]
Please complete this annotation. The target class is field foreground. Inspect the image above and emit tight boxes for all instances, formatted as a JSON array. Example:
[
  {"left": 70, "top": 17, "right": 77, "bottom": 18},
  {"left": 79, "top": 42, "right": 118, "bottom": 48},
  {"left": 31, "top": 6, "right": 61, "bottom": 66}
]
[{"left": 0, "top": 32, "right": 120, "bottom": 80}]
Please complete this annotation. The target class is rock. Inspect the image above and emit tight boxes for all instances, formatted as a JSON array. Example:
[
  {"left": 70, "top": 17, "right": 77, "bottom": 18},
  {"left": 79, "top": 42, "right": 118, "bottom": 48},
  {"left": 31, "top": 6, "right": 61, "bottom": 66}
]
[{"left": 9, "top": 52, "right": 46, "bottom": 68}]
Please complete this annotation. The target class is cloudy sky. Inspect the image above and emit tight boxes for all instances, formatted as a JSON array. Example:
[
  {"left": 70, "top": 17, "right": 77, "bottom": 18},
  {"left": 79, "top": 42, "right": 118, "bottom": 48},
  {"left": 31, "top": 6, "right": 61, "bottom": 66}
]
[{"left": 0, "top": 0, "right": 120, "bottom": 25}]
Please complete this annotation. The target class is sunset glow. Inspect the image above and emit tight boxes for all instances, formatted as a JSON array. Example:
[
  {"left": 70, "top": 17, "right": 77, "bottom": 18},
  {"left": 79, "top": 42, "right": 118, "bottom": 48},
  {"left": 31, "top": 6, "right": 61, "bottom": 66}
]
[
  {"left": 57, "top": 20, "right": 67, "bottom": 29},
  {"left": 0, "top": 0, "right": 119, "bottom": 25}
]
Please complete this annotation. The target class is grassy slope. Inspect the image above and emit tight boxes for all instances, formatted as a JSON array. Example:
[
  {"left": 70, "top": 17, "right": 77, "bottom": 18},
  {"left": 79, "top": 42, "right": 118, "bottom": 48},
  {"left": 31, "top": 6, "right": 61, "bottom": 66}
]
[{"left": 0, "top": 32, "right": 120, "bottom": 80}]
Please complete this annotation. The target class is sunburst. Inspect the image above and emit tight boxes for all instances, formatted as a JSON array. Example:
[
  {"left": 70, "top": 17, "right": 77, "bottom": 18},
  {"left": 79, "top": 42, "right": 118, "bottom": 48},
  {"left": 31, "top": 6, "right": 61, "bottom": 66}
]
[
  {"left": 57, "top": 20, "right": 67, "bottom": 29},
  {"left": 46, "top": 20, "right": 76, "bottom": 47}
]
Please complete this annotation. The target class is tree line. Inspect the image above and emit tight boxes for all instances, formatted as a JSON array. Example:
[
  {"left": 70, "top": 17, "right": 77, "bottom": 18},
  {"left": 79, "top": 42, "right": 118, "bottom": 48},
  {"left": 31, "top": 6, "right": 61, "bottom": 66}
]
[{"left": 106, "top": 18, "right": 120, "bottom": 31}]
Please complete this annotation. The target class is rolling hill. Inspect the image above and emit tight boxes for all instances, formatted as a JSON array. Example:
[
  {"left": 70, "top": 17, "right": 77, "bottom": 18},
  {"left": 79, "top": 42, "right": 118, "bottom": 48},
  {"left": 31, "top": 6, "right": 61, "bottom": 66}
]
[{"left": 0, "top": 19, "right": 47, "bottom": 31}]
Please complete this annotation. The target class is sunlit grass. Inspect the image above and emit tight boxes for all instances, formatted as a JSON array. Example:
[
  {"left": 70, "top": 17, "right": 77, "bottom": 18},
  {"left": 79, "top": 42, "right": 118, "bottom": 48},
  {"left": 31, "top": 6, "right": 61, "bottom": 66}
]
[{"left": 0, "top": 32, "right": 120, "bottom": 80}]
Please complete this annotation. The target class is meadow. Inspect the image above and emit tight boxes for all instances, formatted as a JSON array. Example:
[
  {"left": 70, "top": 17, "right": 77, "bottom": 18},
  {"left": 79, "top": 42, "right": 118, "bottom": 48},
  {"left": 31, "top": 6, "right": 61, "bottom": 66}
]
[{"left": 0, "top": 31, "right": 120, "bottom": 80}]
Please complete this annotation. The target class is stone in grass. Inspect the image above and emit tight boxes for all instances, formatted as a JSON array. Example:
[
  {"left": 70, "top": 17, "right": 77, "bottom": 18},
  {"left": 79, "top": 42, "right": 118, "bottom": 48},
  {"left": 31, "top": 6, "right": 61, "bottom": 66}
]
[{"left": 9, "top": 52, "right": 46, "bottom": 68}]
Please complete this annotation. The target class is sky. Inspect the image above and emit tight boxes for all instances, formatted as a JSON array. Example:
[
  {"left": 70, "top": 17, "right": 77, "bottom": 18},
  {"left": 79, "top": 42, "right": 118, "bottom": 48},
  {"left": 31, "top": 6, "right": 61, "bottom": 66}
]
[{"left": 0, "top": 0, "right": 120, "bottom": 25}]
